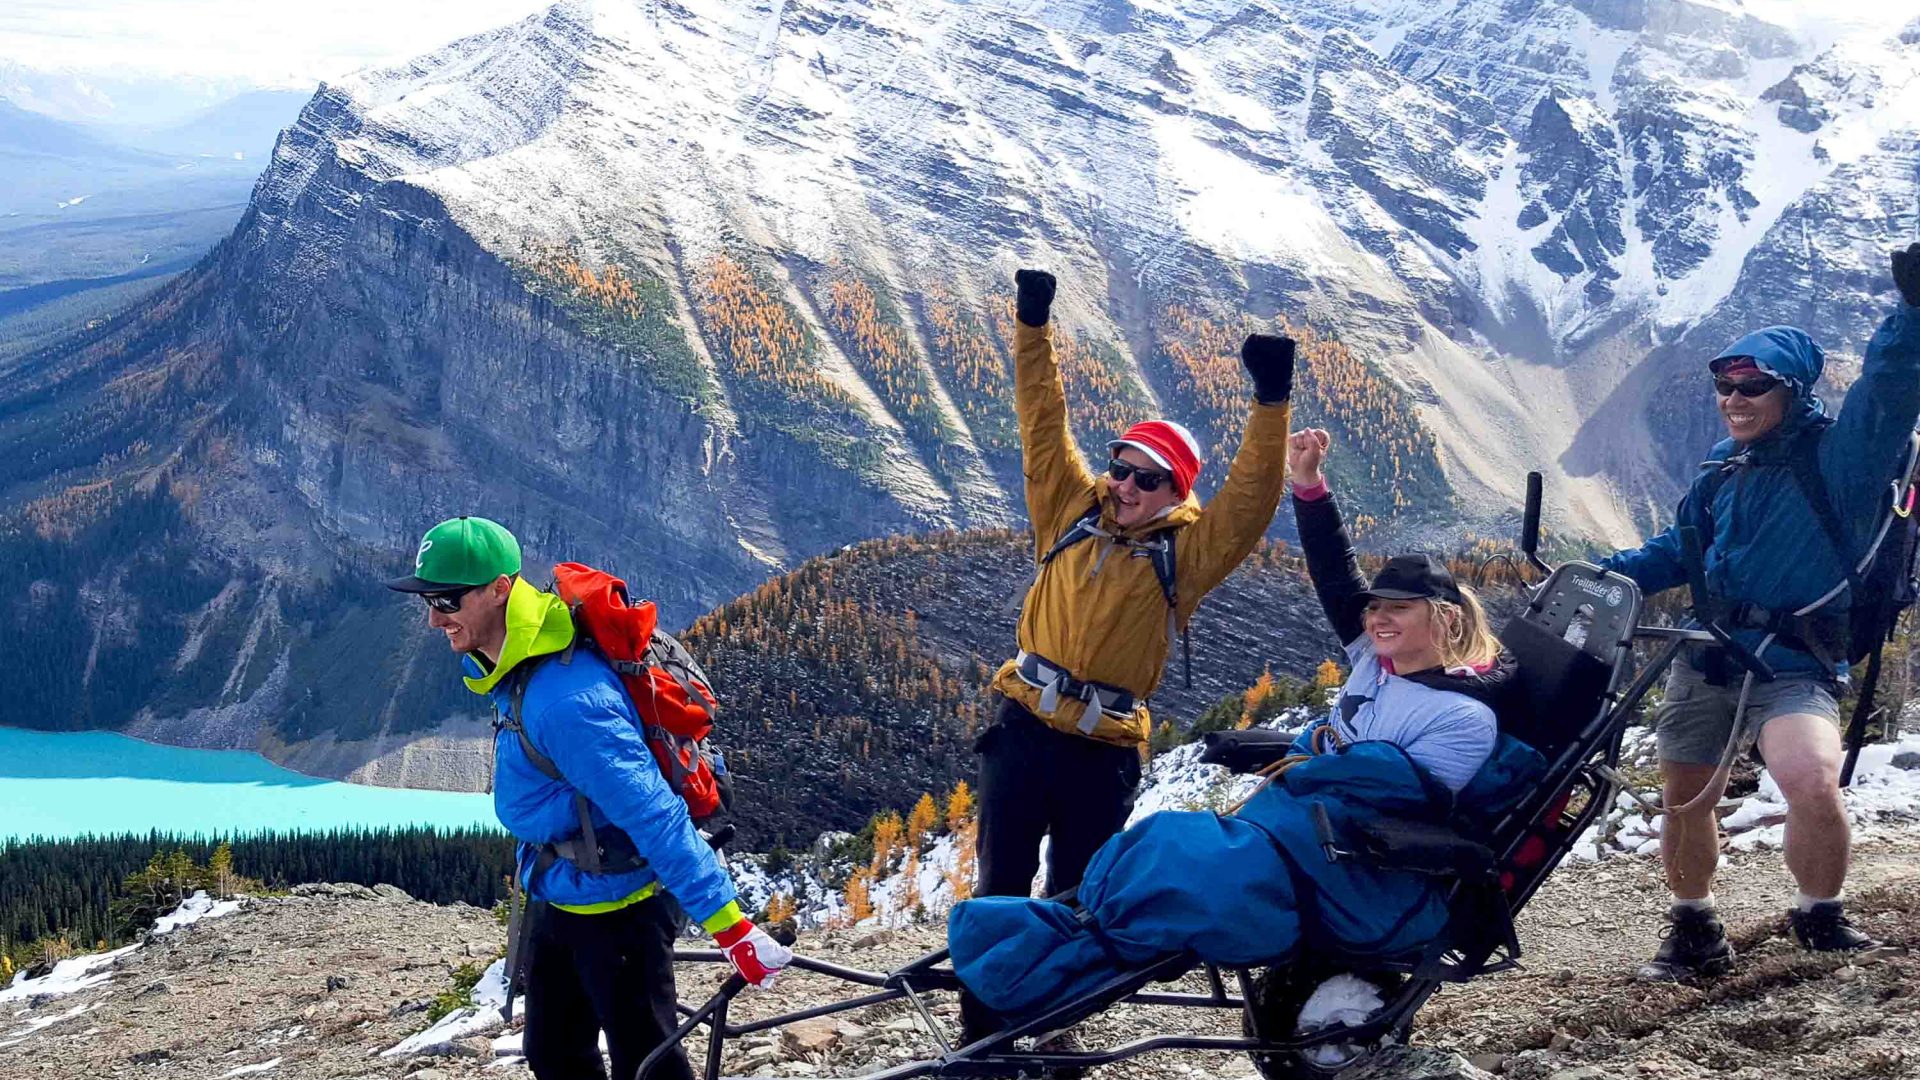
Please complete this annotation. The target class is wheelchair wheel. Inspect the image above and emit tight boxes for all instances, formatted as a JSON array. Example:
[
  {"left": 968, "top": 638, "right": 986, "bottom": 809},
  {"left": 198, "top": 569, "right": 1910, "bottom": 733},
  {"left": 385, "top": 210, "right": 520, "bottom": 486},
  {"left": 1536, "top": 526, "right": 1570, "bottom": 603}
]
[{"left": 1242, "top": 967, "right": 1404, "bottom": 1080}]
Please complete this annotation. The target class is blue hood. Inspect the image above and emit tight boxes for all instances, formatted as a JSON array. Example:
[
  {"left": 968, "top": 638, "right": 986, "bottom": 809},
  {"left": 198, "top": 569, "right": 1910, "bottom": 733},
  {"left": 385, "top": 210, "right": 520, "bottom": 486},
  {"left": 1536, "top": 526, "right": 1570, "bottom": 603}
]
[{"left": 1711, "top": 325, "right": 1830, "bottom": 436}]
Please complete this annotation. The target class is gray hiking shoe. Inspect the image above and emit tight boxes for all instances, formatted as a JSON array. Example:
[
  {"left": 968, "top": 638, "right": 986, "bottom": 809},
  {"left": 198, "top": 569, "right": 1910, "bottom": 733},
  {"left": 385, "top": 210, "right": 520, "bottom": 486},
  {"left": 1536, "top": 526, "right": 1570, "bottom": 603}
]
[{"left": 1636, "top": 906, "right": 1735, "bottom": 981}]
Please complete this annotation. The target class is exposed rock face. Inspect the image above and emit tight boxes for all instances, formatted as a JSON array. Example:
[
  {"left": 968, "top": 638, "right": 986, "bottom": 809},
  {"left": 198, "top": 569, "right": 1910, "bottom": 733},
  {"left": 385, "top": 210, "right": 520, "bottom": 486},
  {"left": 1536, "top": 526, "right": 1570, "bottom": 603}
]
[{"left": 1518, "top": 92, "right": 1626, "bottom": 306}]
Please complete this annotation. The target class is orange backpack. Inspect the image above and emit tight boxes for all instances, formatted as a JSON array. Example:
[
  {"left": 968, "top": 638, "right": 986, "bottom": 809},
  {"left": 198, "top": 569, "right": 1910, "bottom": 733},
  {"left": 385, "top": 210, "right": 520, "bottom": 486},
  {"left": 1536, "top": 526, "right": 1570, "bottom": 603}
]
[{"left": 550, "top": 562, "right": 728, "bottom": 821}]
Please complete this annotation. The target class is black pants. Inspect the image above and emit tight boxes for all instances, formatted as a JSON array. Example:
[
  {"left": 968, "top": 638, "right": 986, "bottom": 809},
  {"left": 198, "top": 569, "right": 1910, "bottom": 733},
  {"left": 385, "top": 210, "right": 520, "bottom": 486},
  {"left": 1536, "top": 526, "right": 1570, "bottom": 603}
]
[
  {"left": 963, "top": 696, "right": 1141, "bottom": 1037},
  {"left": 523, "top": 894, "right": 692, "bottom": 1080}
]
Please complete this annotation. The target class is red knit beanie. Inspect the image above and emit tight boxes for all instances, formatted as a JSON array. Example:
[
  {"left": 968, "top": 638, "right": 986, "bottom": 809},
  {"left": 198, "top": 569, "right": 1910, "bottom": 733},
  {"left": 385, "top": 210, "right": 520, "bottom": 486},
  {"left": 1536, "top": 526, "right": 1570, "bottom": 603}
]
[{"left": 1107, "top": 421, "right": 1203, "bottom": 498}]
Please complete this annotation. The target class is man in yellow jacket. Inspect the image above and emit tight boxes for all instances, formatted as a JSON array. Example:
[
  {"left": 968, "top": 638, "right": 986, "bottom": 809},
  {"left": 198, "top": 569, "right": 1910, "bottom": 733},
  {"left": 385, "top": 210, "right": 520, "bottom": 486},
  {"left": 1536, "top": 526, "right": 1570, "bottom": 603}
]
[{"left": 963, "top": 268, "right": 1293, "bottom": 1041}]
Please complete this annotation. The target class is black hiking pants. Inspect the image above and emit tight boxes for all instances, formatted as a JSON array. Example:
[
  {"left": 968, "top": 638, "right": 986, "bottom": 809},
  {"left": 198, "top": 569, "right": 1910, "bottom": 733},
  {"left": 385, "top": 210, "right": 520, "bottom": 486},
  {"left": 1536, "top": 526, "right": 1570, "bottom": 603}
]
[
  {"left": 522, "top": 893, "right": 692, "bottom": 1080},
  {"left": 963, "top": 695, "right": 1141, "bottom": 1038}
]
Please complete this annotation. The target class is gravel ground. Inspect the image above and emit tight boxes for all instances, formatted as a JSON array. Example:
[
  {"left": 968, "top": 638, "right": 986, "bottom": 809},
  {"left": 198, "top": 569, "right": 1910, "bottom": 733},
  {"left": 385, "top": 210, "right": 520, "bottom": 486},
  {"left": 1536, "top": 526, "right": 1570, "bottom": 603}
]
[{"left": 3, "top": 832, "right": 1915, "bottom": 1080}]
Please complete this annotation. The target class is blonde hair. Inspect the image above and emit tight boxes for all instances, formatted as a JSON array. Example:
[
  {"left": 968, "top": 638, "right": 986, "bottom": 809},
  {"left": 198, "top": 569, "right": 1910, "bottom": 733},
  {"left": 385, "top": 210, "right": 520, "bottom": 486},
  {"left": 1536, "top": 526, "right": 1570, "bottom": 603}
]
[{"left": 1426, "top": 586, "right": 1501, "bottom": 671}]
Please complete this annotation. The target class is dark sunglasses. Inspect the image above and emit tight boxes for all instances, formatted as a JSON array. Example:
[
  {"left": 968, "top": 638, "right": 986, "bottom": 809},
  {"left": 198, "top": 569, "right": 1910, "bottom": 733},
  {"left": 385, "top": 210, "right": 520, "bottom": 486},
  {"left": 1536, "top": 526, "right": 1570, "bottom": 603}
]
[
  {"left": 1107, "top": 458, "right": 1172, "bottom": 492},
  {"left": 1714, "top": 375, "right": 1781, "bottom": 398},
  {"left": 421, "top": 585, "right": 479, "bottom": 614}
]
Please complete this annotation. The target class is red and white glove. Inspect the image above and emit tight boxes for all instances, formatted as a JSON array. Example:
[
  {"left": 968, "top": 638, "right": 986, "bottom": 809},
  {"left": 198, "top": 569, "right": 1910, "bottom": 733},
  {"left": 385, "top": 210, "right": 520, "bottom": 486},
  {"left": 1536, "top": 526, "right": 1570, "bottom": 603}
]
[{"left": 714, "top": 919, "right": 792, "bottom": 989}]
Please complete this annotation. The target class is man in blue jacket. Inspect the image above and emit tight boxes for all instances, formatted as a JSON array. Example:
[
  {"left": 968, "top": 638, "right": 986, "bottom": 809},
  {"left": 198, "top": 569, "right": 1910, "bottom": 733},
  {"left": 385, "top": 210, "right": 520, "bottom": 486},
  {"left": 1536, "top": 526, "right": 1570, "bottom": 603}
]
[
  {"left": 1602, "top": 243, "right": 1920, "bottom": 980},
  {"left": 387, "top": 516, "right": 790, "bottom": 1080}
]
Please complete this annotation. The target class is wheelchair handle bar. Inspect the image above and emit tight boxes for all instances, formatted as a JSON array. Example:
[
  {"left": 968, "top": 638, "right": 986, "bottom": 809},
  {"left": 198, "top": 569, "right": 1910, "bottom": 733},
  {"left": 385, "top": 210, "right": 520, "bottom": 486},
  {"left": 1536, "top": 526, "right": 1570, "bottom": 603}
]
[{"left": 1521, "top": 471, "right": 1550, "bottom": 576}]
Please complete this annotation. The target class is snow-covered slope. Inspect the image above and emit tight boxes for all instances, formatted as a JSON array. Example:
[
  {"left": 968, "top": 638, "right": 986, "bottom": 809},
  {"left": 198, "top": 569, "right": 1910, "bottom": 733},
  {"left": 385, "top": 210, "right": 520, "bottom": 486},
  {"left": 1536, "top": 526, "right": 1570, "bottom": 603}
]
[{"left": 267, "top": 0, "right": 1919, "bottom": 537}]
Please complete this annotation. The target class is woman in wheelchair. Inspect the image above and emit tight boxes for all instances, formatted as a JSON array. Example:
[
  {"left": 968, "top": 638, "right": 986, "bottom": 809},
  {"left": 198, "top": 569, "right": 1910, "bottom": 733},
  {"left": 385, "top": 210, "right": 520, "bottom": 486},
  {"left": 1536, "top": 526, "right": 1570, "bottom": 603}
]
[
  {"left": 947, "top": 429, "right": 1543, "bottom": 1023},
  {"left": 1285, "top": 427, "right": 1511, "bottom": 791}
]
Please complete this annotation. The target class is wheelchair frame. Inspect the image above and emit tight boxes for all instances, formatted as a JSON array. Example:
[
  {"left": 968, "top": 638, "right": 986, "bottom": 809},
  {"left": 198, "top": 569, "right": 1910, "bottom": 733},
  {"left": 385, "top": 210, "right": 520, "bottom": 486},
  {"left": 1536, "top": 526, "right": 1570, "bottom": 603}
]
[{"left": 637, "top": 562, "right": 1713, "bottom": 1080}]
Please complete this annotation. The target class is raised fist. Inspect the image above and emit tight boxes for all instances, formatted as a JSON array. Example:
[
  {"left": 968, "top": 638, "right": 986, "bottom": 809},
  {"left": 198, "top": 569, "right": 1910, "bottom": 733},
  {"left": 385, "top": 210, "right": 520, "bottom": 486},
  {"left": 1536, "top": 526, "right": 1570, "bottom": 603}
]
[
  {"left": 1241, "top": 333, "right": 1296, "bottom": 405},
  {"left": 1014, "top": 268, "right": 1057, "bottom": 328},
  {"left": 1894, "top": 242, "right": 1920, "bottom": 308},
  {"left": 1288, "top": 428, "right": 1330, "bottom": 488}
]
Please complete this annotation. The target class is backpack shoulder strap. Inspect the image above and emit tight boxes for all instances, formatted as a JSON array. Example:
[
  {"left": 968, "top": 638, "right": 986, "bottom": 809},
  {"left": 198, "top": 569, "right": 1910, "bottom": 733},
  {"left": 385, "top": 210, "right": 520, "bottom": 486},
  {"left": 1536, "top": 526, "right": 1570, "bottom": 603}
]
[
  {"left": 1693, "top": 457, "right": 1737, "bottom": 543},
  {"left": 1783, "top": 428, "right": 1865, "bottom": 595},
  {"left": 1148, "top": 528, "right": 1178, "bottom": 612},
  {"left": 1152, "top": 527, "right": 1191, "bottom": 689},
  {"left": 1040, "top": 508, "right": 1106, "bottom": 566},
  {"left": 502, "top": 660, "right": 564, "bottom": 782}
]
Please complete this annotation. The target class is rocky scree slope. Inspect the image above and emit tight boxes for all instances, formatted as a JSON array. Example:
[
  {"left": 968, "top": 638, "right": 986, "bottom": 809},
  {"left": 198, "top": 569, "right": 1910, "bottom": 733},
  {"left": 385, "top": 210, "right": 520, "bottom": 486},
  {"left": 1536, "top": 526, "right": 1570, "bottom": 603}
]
[{"left": 4, "top": 0, "right": 1916, "bottom": 780}]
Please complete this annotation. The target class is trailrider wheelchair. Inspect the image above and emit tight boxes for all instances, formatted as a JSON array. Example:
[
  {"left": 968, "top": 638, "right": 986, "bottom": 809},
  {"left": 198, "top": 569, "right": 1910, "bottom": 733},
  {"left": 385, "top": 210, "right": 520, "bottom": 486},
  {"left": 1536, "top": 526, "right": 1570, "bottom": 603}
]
[{"left": 638, "top": 477, "right": 1756, "bottom": 1080}]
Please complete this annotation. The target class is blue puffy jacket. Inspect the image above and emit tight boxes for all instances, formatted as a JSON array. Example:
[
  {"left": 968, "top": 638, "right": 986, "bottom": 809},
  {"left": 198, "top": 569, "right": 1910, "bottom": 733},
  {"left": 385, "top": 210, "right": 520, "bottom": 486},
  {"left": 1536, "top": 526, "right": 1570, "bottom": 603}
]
[
  {"left": 464, "top": 579, "right": 738, "bottom": 923},
  {"left": 1602, "top": 304, "right": 1920, "bottom": 677}
]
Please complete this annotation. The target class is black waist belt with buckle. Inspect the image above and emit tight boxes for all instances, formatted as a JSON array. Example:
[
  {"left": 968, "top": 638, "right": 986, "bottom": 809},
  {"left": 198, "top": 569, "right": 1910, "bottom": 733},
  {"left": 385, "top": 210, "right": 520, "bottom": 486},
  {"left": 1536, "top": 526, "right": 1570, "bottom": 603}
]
[{"left": 1014, "top": 650, "right": 1138, "bottom": 733}]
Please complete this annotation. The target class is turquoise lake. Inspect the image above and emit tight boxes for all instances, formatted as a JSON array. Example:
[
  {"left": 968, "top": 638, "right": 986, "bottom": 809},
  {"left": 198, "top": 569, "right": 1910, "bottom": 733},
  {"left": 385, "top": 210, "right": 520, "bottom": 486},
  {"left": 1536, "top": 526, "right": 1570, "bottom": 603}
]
[{"left": 0, "top": 727, "right": 499, "bottom": 841}]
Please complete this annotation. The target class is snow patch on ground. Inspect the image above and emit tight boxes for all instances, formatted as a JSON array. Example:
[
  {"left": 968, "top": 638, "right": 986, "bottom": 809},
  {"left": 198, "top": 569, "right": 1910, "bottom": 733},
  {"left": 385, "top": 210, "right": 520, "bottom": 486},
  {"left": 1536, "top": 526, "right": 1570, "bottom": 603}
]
[
  {"left": 1, "top": 890, "right": 245, "bottom": 1047},
  {"left": 0, "top": 949, "right": 136, "bottom": 1006},
  {"left": 154, "top": 891, "right": 244, "bottom": 933},
  {"left": 1571, "top": 730, "right": 1920, "bottom": 862},
  {"left": 381, "top": 958, "right": 514, "bottom": 1057}
]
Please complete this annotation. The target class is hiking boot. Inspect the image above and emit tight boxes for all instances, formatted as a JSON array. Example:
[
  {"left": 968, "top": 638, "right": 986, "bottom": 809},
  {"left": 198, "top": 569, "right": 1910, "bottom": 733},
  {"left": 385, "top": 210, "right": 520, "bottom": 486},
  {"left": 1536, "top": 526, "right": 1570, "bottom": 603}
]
[
  {"left": 1636, "top": 906, "right": 1735, "bottom": 981},
  {"left": 1788, "top": 902, "right": 1880, "bottom": 952}
]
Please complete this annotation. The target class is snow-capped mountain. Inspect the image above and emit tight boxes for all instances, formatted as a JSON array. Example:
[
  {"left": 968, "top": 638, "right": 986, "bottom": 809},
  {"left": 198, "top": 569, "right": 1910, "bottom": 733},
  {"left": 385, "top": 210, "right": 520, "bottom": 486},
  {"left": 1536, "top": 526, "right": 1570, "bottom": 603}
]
[
  {"left": 230, "top": 0, "right": 1920, "bottom": 533},
  {"left": 3, "top": 0, "right": 1916, "bottom": 775}
]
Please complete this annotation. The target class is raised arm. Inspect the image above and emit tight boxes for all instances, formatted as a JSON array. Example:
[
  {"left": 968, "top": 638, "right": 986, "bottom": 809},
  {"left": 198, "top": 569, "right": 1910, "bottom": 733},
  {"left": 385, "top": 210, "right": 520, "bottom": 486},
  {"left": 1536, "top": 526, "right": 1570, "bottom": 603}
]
[
  {"left": 1174, "top": 334, "right": 1295, "bottom": 604},
  {"left": 1819, "top": 244, "right": 1920, "bottom": 526},
  {"left": 1010, "top": 269, "right": 1098, "bottom": 555},
  {"left": 1286, "top": 428, "right": 1370, "bottom": 646}
]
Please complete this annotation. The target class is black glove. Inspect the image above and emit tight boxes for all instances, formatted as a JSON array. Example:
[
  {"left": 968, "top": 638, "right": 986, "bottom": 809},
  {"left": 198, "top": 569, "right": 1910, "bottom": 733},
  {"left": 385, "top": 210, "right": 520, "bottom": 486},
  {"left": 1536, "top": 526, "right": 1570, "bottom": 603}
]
[
  {"left": 1015, "top": 269, "right": 1056, "bottom": 328},
  {"left": 1241, "top": 333, "right": 1296, "bottom": 405},
  {"left": 1895, "top": 242, "right": 1920, "bottom": 308}
]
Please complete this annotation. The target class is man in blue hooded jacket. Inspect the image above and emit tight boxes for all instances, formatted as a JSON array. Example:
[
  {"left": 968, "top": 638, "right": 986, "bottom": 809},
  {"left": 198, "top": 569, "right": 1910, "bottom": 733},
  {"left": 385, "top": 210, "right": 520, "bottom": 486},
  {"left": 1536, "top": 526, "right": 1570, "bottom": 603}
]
[
  {"left": 387, "top": 516, "right": 791, "bottom": 1080},
  {"left": 1603, "top": 243, "right": 1920, "bottom": 980}
]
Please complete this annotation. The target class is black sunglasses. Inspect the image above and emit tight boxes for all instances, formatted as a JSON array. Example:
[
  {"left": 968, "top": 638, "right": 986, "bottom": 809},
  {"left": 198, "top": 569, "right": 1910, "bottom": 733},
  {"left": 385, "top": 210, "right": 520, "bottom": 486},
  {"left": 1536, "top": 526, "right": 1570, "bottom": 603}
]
[
  {"left": 421, "top": 585, "right": 479, "bottom": 614},
  {"left": 1714, "top": 375, "right": 1781, "bottom": 398},
  {"left": 1107, "top": 458, "right": 1172, "bottom": 492}
]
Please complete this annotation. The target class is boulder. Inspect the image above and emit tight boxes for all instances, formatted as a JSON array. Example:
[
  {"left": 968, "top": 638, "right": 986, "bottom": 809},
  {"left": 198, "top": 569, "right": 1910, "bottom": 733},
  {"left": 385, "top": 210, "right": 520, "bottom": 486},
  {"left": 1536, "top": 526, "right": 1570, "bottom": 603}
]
[{"left": 780, "top": 1017, "right": 843, "bottom": 1056}]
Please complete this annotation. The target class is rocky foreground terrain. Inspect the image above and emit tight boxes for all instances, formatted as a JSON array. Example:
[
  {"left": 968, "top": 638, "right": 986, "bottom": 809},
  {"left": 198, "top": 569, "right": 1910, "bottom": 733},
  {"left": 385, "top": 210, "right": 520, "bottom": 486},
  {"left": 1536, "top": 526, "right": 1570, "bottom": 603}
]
[{"left": 4, "top": 834, "right": 1916, "bottom": 1080}]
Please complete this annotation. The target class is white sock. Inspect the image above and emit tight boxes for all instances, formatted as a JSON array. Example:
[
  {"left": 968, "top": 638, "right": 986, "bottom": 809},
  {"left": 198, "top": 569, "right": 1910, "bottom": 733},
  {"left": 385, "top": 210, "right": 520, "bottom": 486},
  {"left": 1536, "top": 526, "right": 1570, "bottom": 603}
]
[
  {"left": 1793, "top": 890, "right": 1840, "bottom": 913},
  {"left": 1671, "top": 894, "right": 1716, "bottom": 914}
]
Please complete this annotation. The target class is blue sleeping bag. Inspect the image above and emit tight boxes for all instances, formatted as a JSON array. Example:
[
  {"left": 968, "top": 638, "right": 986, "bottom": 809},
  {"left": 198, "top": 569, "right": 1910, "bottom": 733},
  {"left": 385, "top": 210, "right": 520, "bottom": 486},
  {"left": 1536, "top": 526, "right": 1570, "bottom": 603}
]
[{"left": 949, "top": 737, "right": 1543, "bottom": 1018}]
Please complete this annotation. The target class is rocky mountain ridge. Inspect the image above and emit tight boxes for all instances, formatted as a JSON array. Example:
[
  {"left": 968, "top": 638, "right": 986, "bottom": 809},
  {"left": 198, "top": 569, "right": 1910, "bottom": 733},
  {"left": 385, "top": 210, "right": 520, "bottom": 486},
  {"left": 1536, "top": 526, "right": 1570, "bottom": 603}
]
[{"left": 3, "top": 0, "right": 1917, "bottom": 782}]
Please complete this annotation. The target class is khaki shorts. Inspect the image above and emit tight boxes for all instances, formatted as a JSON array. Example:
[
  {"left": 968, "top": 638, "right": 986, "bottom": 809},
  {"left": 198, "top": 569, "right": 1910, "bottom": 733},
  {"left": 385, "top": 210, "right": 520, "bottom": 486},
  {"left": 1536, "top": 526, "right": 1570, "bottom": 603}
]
[{"left": 1655, "top": 661, "right": 1841, "bottom": 766}]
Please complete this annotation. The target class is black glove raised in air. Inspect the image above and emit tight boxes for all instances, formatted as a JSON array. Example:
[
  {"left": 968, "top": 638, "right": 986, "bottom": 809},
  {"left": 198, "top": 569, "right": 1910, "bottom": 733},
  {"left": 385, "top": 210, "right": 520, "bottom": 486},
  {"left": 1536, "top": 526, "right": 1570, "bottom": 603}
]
[
  {"left": 1894, "top": 242, "right": 1920, "bottom": 308},
  {"left": 1240, "top": 333, "right": 1296, "bottom": 405},
  {"left": 1015, "top": 268, "right": 1057, "bottom": 328}
]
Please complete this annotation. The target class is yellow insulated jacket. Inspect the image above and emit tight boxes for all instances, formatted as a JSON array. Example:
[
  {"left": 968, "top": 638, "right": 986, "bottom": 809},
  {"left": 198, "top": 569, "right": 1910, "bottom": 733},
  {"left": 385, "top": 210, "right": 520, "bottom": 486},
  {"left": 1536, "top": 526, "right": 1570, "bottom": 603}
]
[{"left": 991, "top": 320, "right": 1291, "bottom": 747}]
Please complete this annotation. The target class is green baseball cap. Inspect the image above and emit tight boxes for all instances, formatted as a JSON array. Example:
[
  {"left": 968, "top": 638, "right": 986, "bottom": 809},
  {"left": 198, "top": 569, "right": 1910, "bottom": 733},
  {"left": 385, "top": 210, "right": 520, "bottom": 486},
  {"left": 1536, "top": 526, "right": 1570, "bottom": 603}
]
[{"left": 385, "top": 516, "right": 522, "bottom": 594}]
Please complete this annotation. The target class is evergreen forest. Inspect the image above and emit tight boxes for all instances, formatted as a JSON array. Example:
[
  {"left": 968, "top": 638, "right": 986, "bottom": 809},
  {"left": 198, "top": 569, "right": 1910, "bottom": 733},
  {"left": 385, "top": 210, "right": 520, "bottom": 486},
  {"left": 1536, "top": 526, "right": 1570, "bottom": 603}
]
[{"left": 1, "top": 827, "right": 513, "bottom": 973}]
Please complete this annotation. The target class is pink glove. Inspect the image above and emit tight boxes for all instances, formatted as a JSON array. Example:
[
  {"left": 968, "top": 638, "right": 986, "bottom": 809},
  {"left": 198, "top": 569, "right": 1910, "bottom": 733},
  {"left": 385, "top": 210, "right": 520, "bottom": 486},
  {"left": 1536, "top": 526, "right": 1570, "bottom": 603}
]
[{"left": 714, "top": 919, "right": 793, "bottom": 989}]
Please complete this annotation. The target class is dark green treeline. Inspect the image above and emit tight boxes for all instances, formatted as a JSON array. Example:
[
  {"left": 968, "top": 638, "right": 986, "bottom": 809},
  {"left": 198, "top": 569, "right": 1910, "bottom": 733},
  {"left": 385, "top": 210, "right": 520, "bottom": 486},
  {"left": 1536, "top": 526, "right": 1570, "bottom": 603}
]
[{"left": 2, "top": 827, "right": 514, "bottom": 961}]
